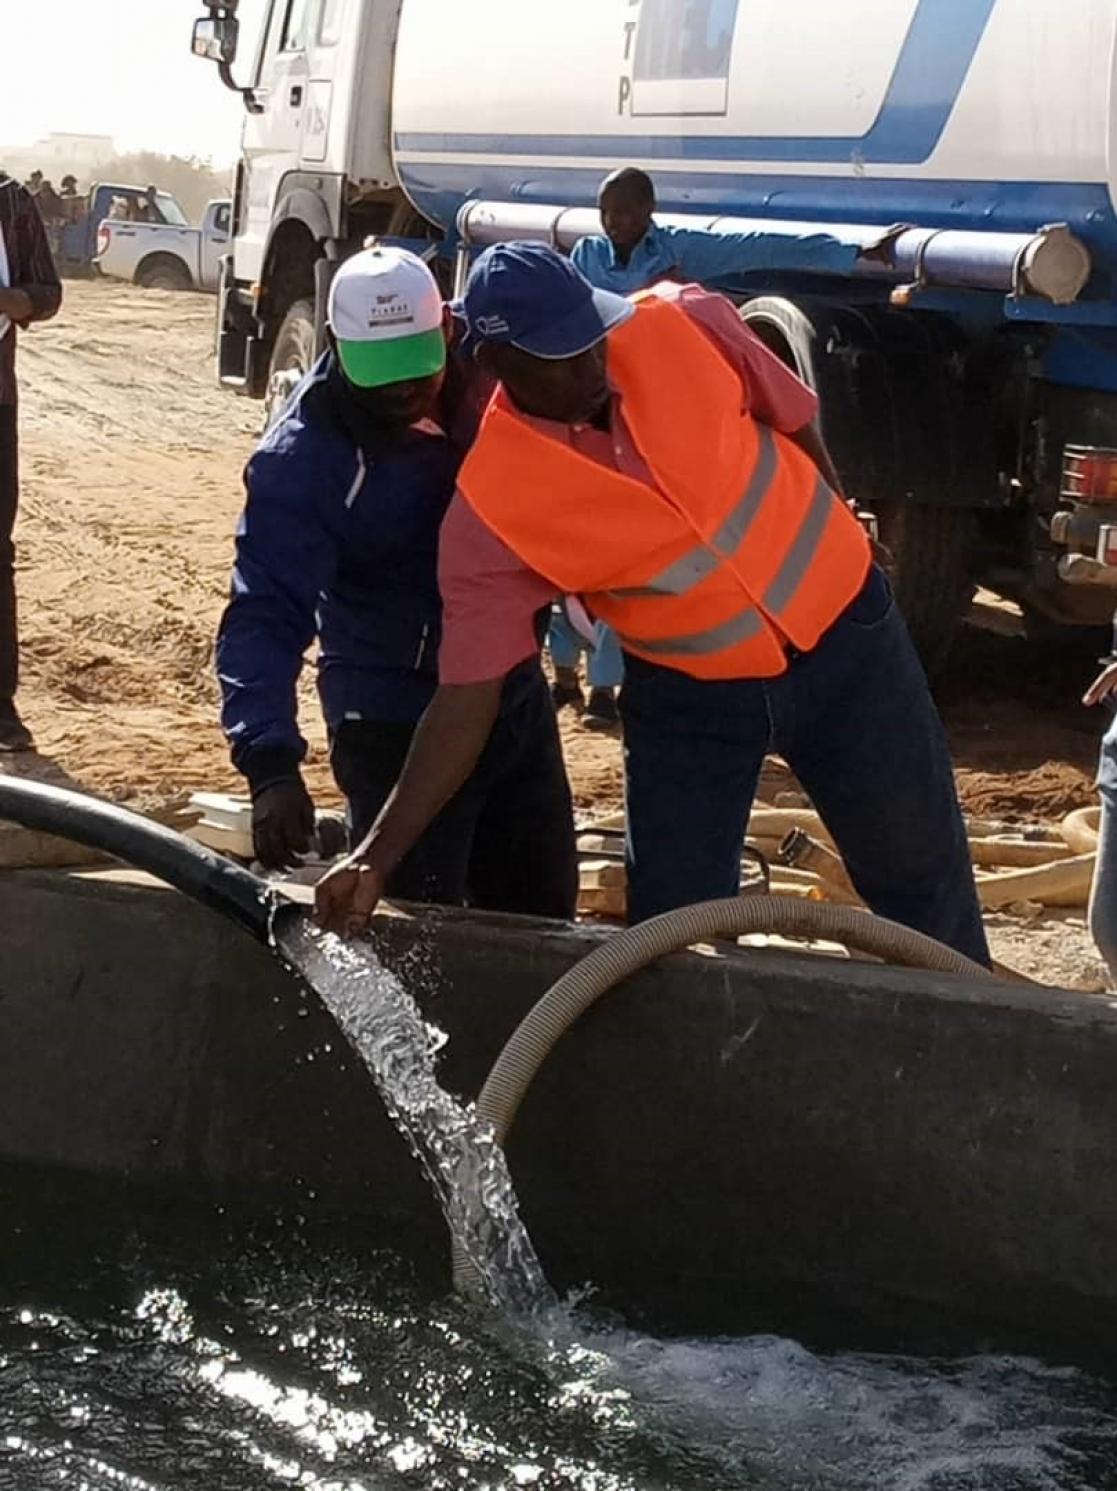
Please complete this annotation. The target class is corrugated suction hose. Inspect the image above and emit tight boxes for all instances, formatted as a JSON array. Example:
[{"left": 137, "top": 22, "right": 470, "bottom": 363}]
[{"left": 453, "top": 894, "right": 992, "bottom": 1298}]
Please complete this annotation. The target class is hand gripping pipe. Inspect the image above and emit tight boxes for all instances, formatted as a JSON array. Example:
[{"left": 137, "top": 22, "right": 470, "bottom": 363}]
[
  {"left": 453, "top": 895, "right": 992, "bottom": 1297},
  {"left": 0, "top": 776, "right": 280, "bottom": 941}
]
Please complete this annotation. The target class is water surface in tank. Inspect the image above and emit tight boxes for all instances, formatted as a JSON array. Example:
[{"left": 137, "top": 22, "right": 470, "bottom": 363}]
[{"left": 3, "top": 1172, "right": 1117, "bottom": 1491}]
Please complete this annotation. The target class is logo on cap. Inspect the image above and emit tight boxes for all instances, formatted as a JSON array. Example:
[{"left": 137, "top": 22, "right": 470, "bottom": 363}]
[
  {"left": 368, "top": 291, "right": 417, "bottom": 330},
  {"left": 473, "top": 314, "right": 510, "bottom": 337}
]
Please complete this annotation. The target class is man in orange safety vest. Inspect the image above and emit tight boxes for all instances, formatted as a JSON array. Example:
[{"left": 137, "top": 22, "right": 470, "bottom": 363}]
[{"left": 316, "top": 243, "right": 987, "bottom": 966}]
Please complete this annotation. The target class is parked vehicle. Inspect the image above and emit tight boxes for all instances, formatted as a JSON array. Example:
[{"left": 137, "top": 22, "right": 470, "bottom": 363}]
[
  {"left": 57, "top": 184, "right": 190, "bottom": 276},
  {"left": 94, "top": 199, "right": 232, "bottom": 292},
  {"left": 192, "top": 0, "right": 1117, "bottom": 665}
]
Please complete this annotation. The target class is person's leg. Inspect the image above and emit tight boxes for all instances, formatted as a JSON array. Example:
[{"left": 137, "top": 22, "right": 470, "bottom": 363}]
[
  {"left": 587, "top": 624, "right": 624, "bottom": 690},
  {"left": 777, "top": 568, "right": 989, "bottom": 965},
  {"left": 0, "top": 404, "right": 29, "bottom": 748},
  {"left": 330, "top": 718, "right": 478, "bottom": 905},
  {"left": 547, "top": 606, "right": 581, "bottom": 670},
  {"left": 546, "top": 605, "right": 584, "bottom": 709},
  {"left": 467, "top": 673, "right": 579, "bottom": 919},
  {"left": 619, "top": 654, "right": 769, "bottom": 923},
  {"left": 584, "top": 623, "right": 624, "bottom": 728},
  {"left": 1088, "top": 718, "right": 1117, "bottom": 984}
]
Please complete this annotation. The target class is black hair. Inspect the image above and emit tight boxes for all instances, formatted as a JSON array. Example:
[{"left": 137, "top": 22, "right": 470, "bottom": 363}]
[{"left": 598, "top": 167, "right": 655, "bottom": 209}]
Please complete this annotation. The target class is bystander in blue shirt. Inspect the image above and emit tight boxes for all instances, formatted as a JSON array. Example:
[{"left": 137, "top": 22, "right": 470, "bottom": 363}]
[{"left": 571, "top": 218, "right": 862, "bottom": 296}]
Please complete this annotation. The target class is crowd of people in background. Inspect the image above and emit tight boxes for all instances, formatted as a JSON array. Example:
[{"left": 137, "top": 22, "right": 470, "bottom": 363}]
[
  {"left": 23, "top": 171, "right": 167, "bottom": 258},
  {"left": 24, "top": 170, "right": 84, "bottom": 229}
]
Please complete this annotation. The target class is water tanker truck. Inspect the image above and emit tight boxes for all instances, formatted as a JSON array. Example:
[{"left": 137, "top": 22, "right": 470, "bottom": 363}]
[{"left": 193, "top": 0, "right": 1117, "bottom": 665}]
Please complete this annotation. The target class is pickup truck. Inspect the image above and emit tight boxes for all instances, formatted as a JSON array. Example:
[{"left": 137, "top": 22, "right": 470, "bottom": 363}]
[
  {"left": 94, "top": 198, "right": 231, "bottom": 292},
  {"left": 55, "top": 183, "right": 190, "bottom": 276}
]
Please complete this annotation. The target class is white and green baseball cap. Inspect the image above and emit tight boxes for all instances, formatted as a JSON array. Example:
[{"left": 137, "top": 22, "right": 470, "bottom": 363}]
[{"left": 327, "top": 245, "right": 446, "bottom": 389}]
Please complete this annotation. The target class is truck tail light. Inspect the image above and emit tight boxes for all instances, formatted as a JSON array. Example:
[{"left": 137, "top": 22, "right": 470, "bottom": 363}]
[{"left": 1062, "top": 444, "right": 1117, "bottom": 503}]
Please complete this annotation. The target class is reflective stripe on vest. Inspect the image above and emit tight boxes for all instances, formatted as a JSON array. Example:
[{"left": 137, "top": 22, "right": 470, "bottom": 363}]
[
  {"left": 611, "top": 470, "right": 835, "bottom": 658},
  {"left": 607, "top": 424, "right": 778, "bottom": 600}
]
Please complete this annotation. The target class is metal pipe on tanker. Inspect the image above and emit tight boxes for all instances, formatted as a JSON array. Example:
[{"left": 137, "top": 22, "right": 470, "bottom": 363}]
[
  {"left": 456, "top": 202, "right": 1091, "bottom": 305},
  {"left": 884, "top": 223, "right": 1091, "bottom": 304},
  {"left": 455, "top": 201, "right": 569, "bottom": 249}
]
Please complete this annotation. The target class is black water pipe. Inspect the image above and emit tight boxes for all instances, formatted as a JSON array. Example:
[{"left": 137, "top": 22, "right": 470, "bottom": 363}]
[{"left": 0, "top": 777, "right": 285, "bottom": 942}]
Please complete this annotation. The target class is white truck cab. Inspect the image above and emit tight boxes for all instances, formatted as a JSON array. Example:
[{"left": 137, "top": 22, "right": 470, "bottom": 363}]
[{"left": 193, "top": 0, "right": 419, "bottom": 408}]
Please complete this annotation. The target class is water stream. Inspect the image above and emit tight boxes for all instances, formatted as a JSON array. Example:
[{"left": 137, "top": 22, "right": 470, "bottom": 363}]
[{"left": 274, "top": 916, "right": 552, "bottom": 1318}]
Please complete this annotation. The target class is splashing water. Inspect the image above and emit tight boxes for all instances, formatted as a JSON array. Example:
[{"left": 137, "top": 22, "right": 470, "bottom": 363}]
[
  {"left": 275, "top": 916, "right": 552, "bottom": 1316},
  {"left": 6, "top": 1231, "right": 1117, "bottom": 1491}
]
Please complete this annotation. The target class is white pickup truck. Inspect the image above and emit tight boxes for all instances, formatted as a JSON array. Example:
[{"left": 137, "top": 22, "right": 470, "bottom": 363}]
[{"left": 94, "top": 199, "right": 231, "bottom": 292}]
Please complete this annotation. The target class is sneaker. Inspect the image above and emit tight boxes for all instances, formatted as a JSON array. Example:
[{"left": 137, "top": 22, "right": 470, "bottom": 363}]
[
  {"left": 583, "top": 688, "right": 620, "bottom": 730},
  {"left": 0, "top": 701, "right": 33, "bottom": 753},
  {"left": 551, "top": 667, "right": 584, "bottom": 712}
]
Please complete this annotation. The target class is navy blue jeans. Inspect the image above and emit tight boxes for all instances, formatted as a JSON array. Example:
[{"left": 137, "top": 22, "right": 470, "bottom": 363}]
[
  {"left": 330, "top": 669, "right": 577, "bottom": 920},
  {"left": 619, "top": 567, "right": 989, "bottom": 964}
]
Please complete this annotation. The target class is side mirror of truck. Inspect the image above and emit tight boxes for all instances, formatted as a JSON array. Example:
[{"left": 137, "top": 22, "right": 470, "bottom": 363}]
[
  {"left": 192, "top": 11, "right": 263, "bottom": 113},
  {"left": 192, "top": 14, "right": 238, "bottom": 65}
]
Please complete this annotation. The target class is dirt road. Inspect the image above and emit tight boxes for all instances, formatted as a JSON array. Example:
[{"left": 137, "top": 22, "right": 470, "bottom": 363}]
[{"left": 6, "top": 280, "right": 1109, "bottom": 986}]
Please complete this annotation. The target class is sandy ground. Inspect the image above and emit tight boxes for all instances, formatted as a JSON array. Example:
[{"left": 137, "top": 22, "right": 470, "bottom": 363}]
[{"left": 5, "top": 279, "right": 1111, "bottom": 989}]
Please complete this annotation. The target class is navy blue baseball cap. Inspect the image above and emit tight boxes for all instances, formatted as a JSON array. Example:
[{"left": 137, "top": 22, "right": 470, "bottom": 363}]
[{"left": 457, "top": 241, "right": 633, "bottom": 358}]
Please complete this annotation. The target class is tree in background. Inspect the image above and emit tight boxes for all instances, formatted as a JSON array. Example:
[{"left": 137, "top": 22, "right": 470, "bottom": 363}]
[{"left": 92, "top": 152, "right": 232, "bottom": 222}]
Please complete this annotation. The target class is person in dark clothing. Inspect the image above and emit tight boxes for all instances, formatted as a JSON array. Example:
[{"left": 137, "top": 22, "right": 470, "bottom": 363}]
[
  {"left": 59, "top": 177, "right": 83, "bottom": 226},
  {"left": 134, "top": 186, "right": 165, "bottom": 225},
  {"left": 35, "top": 181, "right": 64, "bottom": 225},
  {"left": 216, "top": 245, "right": 577, "bottom": 917},
  {"left": 0, "top": 171, "right": 62, "bottom": 750}
]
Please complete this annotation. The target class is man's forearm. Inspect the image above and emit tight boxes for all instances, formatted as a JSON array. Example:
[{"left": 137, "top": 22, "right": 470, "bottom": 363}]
[
  {"left": 0, "top": 288, "right": 33, "bottom": 322},
  {"left": 357, "top": 678, "right": 504, "bottom": 872},
  {"left": 21, "top": 283, "right": 62, "bottom": 323}
]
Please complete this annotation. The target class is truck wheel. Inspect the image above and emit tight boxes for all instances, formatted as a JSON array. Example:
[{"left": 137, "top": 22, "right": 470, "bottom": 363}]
[
  {"left": 136, "top": 256, "right": 193, "bottom": 292},
  {"left": 875, "top": 503, "right": 977, "bottom": 677},
  {"left": 265, "top": 299, "right": 316, "bottom": 429},
  {"left": 738, "top": 295, "right": 976, "bottom": 678}
]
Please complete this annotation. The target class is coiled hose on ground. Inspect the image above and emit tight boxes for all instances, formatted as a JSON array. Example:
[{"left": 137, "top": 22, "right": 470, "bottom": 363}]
[
  {"left": 453, "top": 895, "right": 993, "bottom": 1297},
  {"left": 0, "top": 776, "right": 279, "bottom": 940}
]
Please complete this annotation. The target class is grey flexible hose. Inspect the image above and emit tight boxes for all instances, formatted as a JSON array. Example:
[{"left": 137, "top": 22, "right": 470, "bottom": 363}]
[{"left": 454, "top": 895, "right": 992, "bottom": 1298}]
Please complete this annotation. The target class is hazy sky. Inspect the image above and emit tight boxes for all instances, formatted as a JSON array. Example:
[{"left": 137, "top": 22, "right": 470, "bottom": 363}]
[{"left": 1, "top": 0, "right": 271, "bottom": 164}]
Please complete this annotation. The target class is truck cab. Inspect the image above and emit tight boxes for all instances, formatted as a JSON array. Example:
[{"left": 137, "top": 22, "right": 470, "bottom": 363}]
[{"left": 193, "top": 0, "right": 418, "bottom": 409}]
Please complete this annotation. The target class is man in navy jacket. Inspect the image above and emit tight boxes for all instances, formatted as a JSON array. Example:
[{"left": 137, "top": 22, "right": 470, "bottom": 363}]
[{"left": 216, "top": 246, "right": 577, "bottom": 917}]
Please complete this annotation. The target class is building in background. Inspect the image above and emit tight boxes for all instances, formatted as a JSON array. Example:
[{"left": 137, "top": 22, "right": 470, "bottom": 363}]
[{"left": 0, "top": 133, "right": 115, "bottom": 187}]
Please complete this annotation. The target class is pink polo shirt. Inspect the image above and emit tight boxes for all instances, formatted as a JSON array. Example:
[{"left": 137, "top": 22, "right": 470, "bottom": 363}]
[{"left": 438, "top": 284, "right": 820, "bottom": 684}]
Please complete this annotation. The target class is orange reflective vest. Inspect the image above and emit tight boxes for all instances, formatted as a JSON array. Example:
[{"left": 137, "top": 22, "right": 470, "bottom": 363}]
[{"left": 457, "top": 290, "right": 870, "bottom": 679}]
